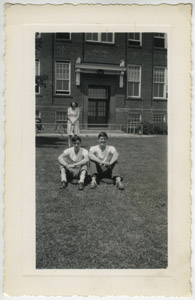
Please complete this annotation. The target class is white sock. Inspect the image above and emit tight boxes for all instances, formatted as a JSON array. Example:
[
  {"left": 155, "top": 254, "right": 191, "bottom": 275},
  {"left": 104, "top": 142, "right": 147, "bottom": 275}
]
[
  {"left": 116, "top": 177, "right": 121, "bottom": 183},
  {"left": 91, "top": 176, "right": 97, "bottom": 183},
  {"left": 61, "top": 168, "right": 67, "bottom": 182},
  {"left": 79, "top": 171, "right": 86, "bottom": 183}
]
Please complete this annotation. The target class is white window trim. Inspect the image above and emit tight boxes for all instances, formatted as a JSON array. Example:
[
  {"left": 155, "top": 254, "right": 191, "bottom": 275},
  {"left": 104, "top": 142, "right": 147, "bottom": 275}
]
[
  {"left": 154, "top": 33, "right": 167, "bottom": 49},
  {"left": 127, "top": 65, "right": 142, "bottom": 98},
  {"left": 128, "top": 113, "right": 142, "bottom": 123},
  {"left": 55, "top": 33, "right": 71, "bottom": 41},
  {"left": 128, "top": 33, "right": 142, "bottom": 46},
  {"left": 153, "top": 67, "right": 167, "bottom": 99},
  {"left": 85, "top": 33, "right": 115, "bottom": 44},
  {"left": 35, "top": 59, "right": 40, "bottom": 95},
  {"left": 153, "top": 113, "right": 166, "bottom": 123},
  {"left": 165, "top": 68, "right": 168, "bottom": 99},
  {"left": 55, "top": 61, "right": 71, "bottom": 95}
]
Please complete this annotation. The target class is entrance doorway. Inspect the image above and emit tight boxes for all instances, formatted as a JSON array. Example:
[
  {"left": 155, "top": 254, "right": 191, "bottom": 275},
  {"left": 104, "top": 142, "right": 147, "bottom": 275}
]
[{"left": 88, "top": 86, "right": 109, "bottom": 127}]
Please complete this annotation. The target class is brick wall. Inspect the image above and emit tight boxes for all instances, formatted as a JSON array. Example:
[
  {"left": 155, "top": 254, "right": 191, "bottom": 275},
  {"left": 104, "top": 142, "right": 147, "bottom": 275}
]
[{"left": 36, "top": 33, "right": 167, "bottom": 125}]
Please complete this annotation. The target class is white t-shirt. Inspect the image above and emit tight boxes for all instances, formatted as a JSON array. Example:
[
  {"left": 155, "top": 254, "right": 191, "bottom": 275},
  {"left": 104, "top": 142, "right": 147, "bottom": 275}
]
[
  {"left": 89, "top": 145, "right": 117, "bottom": 163},
  {"left": 63, "top": 147, "right": 88, "bottom": 163}
]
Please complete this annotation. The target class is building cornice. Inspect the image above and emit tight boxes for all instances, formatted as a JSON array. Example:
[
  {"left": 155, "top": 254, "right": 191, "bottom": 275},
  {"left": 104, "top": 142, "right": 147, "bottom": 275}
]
[{"left": 75, "top": 58, "right": 126, "bottom": 88}]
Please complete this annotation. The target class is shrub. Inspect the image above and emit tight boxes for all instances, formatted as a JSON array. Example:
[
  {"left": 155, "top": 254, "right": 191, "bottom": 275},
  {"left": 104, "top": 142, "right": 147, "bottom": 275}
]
[{"left": 143, "top": 121, "right": 167, "bottom": 135}]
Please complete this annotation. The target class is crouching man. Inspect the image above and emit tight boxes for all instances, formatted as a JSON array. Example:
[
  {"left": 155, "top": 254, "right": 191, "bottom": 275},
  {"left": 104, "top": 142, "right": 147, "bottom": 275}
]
[
  {"left": 58, "top": 136, "right": 89, "bottom": 190},
  {"left": 89, "top": 132, "right": 124, "bottom": 190}
]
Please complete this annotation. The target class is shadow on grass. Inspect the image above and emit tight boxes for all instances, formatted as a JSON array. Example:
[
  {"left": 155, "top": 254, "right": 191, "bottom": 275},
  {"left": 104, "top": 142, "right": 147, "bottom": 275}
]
[
  {"left": 36, "top": 136, "right": 68, "bottom": 148},
  {"left": 36, "top": 136, "right": 89, "bottom": 150}
]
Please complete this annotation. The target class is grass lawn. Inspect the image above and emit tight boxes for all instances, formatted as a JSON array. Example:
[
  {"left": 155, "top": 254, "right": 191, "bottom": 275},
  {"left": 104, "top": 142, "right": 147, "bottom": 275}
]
[{"left": 36, "top": 135, "right": 167, "bottom": 269}]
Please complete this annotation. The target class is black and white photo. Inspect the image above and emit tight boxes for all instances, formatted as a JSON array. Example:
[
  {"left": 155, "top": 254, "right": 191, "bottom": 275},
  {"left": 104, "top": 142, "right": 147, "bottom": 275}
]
[{"left": 35, "top": 32, "right": 168, "bottom": 269}]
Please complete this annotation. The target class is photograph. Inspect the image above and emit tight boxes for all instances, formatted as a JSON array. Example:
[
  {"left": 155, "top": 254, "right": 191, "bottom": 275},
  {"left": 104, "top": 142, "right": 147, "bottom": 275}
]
[{"left": 35, "top": 32, "right": 168, "bottom": 269}]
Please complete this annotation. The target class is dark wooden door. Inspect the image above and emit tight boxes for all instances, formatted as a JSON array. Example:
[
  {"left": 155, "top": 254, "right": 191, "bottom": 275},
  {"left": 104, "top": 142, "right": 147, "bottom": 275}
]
[{"left": 88, "top": 87, "right": 109, "bottom": 127}]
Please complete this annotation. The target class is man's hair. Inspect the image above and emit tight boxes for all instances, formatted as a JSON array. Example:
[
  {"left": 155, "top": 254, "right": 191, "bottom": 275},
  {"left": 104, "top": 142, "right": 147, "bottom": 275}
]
[
  {"left": 72, "top": 136, "right": 81, "bottom": 143},
  {"left": 98, "top": 132, "right": 108, "bottom": 139}
]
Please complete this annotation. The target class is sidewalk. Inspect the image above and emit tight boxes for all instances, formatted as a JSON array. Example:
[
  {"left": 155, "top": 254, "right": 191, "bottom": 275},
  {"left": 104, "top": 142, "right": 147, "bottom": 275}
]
[{"left": 36, "top": 132, "right": 155, "bottom": 138}]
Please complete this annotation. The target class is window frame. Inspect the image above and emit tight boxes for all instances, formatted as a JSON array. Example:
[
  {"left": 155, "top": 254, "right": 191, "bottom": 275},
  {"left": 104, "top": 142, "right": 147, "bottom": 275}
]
[
  {"left": 153, "top": 113, "right": 166, "bottom": 123},
  {"left": 55, "top": 111, "right": 67, "bottom": 123},
  {"left": 128, "top": 113, "right": 142, "bottom": 123},
  {"left": 55, "top": 33, "right": 71, "bottom": 41},
  {"left": 153, "top": 67, "right": 168, "bottom": 99},
  {"left": 55, "top": 60, "right": 71, "bottom": 96},
  {"left": 88, "top": 86, "right": 109, "bottom": 99},
  {"left": 85, "top": 33, "right": 115, "bottom": 44},
  {"left": 127, "top": 64, "right": 142, "bottom": 98},
  {"left": 128, "top": 33, "right": 142, "bottom": 47},
  {"left": 35, "top": 59, "right": 40, "bottom": 95},
  {"left": 153, "top": 33, "right": 167, "bottom": 49}
]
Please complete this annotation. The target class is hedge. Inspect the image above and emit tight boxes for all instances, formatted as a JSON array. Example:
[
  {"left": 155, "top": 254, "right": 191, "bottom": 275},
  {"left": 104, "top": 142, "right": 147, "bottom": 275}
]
[{"left": 142, "top": 121, "right": 167, "bottom": 135}]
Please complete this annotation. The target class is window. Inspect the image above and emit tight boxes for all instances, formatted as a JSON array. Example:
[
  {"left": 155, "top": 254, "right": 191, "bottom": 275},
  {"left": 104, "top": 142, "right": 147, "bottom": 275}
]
[
  {"left": 128, "top": 114, "right": 141, "bottom": 124},
  {"left": 154, "top": 33, "right": 167, "bottom": 48},
  {"left": 55, "top": 61, "right": 71, "bottom": 95},
  {"left": 88, "top": 87, "right": 108, "bottom": 99},
  {"left": 128, "top": 33, "right": 142, "bottom": 46},
  {"left": 85, "top": 33, "right": 114, "bottom": 44},
  {"left": 153, "top": 67, "right": 168, "bottom": 99},
  {"left": 55, "top": 33, "right": 71, "bottom": 40},
  {"left": 56, "top": 111, "right": 66, "bottom": 123},
  {"left": 35, "top": 59, "right": 40, "bottom": 94},
  {"left": 127, "top": 65, "right": 142, "bottom": 98},
  {"left": 153, "top": 114, "right": 165, "bottom": 123}
]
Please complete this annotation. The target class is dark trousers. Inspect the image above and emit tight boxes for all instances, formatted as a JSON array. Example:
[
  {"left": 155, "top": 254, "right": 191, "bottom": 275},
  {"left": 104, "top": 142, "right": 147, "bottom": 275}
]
[{"left": 90, "top": 161, "right": 121, "bottom": 181}]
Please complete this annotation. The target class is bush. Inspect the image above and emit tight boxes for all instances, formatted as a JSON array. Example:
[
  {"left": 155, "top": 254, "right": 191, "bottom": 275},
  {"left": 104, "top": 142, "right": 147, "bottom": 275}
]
[{"left": 143, "top": 121, "right": 167, "bottom": 135}]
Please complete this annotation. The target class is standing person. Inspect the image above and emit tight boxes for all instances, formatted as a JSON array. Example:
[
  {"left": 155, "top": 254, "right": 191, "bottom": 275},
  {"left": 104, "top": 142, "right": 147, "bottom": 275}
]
[
  {"left": 67, "top": 101, "right": 80, "bottom": 147},
  {"left": 58, "top": 136, "right": 88, "bottom": 191},
  {"left": 88, "top": 132, "right": 124, "bottom": 190}
]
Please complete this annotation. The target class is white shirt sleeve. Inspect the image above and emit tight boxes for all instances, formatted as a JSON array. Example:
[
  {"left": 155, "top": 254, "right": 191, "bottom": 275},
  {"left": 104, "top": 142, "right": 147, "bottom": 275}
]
[
  {"left": 63, "top": 148, "right": 71, "bottom": 156},
  {"left": 89, "top": 146, "right": 96, "bottom": 154},
  {"left": 109, "top": 146, "right": 117, "bottom": 154},
  {"left": 82, "top": 148, "right": 89, "bottom": 158}
]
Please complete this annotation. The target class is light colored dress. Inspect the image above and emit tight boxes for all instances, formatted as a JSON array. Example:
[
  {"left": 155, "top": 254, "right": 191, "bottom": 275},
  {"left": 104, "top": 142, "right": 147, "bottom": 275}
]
[{"left": 67, "top": 107, "right": 80, "bottom": 135}]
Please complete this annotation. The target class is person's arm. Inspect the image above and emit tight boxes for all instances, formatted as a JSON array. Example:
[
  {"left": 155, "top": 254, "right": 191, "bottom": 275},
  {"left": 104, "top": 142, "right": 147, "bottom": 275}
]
[
  {"left": 67, "top": 108, "right": 72, "bottom": 124},
  {"left": 72, "top": 108, "right": 80, "bottom": 124},
  {"left": 68, "top": 150, "right": 89, "bottom": 168},
  {"left": 58, "top": 152, "right": 69, "bottom": 167},
  {"left": 69, "top": 156, "right": 89, "bottom": 168},
  {"left": 104, "top": 148, "right": 119, "bottom": 166},
  {"left": 88, "top": 149, "right": 102, "bottom": 164}
]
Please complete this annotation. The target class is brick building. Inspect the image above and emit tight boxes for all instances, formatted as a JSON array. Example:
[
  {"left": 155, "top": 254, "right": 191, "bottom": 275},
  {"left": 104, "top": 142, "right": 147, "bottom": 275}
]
[{"left": 35, "top": 32, "right": 167, "bottom": 131}]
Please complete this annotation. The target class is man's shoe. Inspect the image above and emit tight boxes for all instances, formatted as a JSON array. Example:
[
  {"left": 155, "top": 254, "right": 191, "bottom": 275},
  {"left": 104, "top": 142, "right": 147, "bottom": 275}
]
[
  {"left": 78, "top": 182, "right": 84, "bottom": 190},
  {"left": 60, "top": 181, "right": 68, "bottom": 189},
  {"left": 91, "top": 181, "right": 97, "bottom": 189},
  {"left": 116, "top": 181, "right": 124, "bottom": 190}
]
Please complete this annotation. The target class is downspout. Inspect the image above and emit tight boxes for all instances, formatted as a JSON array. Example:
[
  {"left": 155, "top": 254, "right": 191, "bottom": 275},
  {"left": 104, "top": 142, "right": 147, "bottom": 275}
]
[
  {"left": 151, "top": 33, "right": 154, "bottom": 115},
  {"left": 124, "top": 32, "right": 128, "bottom": 106},
  {"left": 82, "top": 32, "right": 85, "bottom": 62},
  {"left": 52, "top": 33, "right": 54, "bottom": 105}
]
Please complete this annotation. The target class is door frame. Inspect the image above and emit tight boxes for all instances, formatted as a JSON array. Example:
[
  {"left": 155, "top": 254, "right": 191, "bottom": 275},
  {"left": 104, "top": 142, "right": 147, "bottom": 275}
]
[
  {"left": 88, "top": 86, "right": 110, "bottom": 127},
  {"left": 82, "top": 78, "right": 116, "bottom": 128}
]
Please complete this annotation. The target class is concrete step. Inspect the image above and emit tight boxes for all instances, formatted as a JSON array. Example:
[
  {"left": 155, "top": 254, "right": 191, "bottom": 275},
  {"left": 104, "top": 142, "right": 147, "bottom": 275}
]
[{"left": 80, "top": 129, "right": 123, "bottom": 134}]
